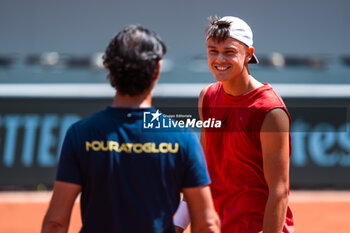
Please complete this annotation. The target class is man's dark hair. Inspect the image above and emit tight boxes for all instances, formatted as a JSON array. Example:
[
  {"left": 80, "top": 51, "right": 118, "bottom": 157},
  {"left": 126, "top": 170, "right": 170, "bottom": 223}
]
[
  {"left": 205, "top": 16, "right": 231, "bottom": 43},
  {"left": 103, "top": 25, "right": 166, "bottom": 96}
]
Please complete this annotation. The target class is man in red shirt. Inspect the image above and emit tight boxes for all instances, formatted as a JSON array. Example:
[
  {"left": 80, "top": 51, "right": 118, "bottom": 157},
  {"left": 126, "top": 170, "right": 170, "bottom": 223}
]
[{"left": 174, "top": 16, "right": 294, "bottom": 233}]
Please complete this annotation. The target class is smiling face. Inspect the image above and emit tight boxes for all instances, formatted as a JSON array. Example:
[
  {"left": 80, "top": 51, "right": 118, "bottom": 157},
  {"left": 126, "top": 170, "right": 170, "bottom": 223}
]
[{"left": 206, "top": 37, "right": 253, "bottom": 83}]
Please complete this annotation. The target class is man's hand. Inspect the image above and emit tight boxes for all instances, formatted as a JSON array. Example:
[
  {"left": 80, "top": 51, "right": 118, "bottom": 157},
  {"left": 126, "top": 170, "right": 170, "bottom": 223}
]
[
  {"left": 183, "top": 185, "right": 220, "bottom": 233},
  {"left": 175, "top": 225, "right": 185, "bottom": 233}
]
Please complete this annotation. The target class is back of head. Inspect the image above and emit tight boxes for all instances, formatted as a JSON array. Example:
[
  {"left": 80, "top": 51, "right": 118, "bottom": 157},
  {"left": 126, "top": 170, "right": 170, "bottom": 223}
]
[{"left": 103, "top": 25, "right": 166, "bottom": 96}]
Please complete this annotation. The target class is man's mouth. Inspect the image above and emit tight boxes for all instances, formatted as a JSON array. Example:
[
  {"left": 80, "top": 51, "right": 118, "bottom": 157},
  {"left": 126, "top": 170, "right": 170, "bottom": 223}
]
[{"left": 215, "top": 65, "right": 230, "bottom": 71}]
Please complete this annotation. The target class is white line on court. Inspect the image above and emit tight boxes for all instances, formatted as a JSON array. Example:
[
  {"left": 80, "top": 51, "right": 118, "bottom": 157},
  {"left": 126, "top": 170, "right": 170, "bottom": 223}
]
[{"left": 0, "top": 83, "right": 350, "bottom": 98}]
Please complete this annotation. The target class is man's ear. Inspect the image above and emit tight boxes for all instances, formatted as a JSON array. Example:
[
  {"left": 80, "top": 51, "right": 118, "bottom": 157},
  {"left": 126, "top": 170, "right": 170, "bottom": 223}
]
[
  {"left": 154, "top": 60, "right": 162, "bottom": 81},
  {"left": 246, "top": 47, "right": 255, "bottom": 63}
]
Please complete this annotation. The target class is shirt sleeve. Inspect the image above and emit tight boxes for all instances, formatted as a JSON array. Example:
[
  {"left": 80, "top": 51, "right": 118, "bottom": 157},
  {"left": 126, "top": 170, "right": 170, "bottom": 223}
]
[
  {"left": 182, "top": 132, "right": 211, "bottom": 188},
  {"left": 56, "top": 125, "right": 82, "bottom": 185}
]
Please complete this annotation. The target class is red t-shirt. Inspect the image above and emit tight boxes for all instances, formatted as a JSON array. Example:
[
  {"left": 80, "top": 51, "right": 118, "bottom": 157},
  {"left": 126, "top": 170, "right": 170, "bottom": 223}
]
[{"left": 202, "top": 82, "right": 294, "bottom": 233}]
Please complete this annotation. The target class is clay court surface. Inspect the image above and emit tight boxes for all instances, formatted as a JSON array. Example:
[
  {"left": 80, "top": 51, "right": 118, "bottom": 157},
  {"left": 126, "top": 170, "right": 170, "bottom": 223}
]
[{"left": 0, "top": 191, "right": 349, "bottom": 233}]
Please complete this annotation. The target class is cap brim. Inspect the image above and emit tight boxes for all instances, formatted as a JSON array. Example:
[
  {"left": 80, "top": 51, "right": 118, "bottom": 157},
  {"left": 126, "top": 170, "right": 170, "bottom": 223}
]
[{"left": 249, "top": 53, "right": 259, "bottom": 64}]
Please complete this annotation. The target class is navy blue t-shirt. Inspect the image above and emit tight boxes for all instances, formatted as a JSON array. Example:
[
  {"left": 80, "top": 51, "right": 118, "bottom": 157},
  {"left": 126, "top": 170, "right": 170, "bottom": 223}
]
[{"left": 56, "top": 107, "right": 210, "bottom": 233}]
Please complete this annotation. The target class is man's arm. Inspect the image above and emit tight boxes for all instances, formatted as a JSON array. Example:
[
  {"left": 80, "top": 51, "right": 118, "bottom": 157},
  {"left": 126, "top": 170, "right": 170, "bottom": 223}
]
[
  {"left": 198, "top": 85, "right": 211, "bottom": 151},
  {"left": 42, "top": 181, "right": 82, "bottom": 233},
  {"left": 174, "top": 84, "right": 216, "bottom": 233},
  {"left": 182, "top": 185, "right": 220, "bottom": 233},
  {"left": 260, "top": 108, "right": 290, "bottom": 233}
]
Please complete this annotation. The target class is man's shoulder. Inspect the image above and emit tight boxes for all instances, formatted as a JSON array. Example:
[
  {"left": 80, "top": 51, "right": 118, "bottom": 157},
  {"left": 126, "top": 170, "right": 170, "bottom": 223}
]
[
  {"left": 70, "top": 108, "right": 109, "bottom": 131},
  {"left": 155, "top": 114, "right": 196, "bottom": 134},
  {"left": 153, "top": 114, "right": 200, "bottom": 142},
  {"left": 252, "top": 83, "right": 286, "bottom": 107},
  {"left": 199, "top": 82, "right": 221, "bottom": 109},
  {"left": 200, "top": 82, "right": 220, "bottom": 98}
]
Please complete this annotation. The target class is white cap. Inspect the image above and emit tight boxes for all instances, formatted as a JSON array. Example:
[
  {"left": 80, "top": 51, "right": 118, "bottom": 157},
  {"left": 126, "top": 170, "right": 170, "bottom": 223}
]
[{"left": 216, "top": 16, "right": 258, "bottom": 64}]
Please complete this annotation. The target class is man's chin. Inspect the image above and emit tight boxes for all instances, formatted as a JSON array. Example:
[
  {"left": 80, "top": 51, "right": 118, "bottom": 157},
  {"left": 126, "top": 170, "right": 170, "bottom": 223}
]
[{"left": 214, "top": 75, "right": 229, "bottom": 82}]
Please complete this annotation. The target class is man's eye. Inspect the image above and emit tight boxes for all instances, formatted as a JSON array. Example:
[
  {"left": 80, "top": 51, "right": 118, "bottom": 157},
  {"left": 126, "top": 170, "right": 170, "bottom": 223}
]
[
  {"left": 226, "top": 51, "right": 235, "bottom": 55},
  {"left": 209, "top": 50, "right": 218, "bottom": 54}
]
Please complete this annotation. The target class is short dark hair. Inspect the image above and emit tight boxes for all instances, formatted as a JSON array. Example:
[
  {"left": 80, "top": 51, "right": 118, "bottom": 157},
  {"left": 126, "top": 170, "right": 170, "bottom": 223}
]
[
  {"left": 205, "top": 16, "right": 231, "bottom": 43},
  {"left": 103, "top": 25, "right": 166, "bottom": 96}
]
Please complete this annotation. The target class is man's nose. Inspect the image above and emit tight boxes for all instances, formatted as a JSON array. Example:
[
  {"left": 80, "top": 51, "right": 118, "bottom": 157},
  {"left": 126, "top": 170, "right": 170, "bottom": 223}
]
[{"left": 216, "top": 53, "right": 225, "bottom": 62}]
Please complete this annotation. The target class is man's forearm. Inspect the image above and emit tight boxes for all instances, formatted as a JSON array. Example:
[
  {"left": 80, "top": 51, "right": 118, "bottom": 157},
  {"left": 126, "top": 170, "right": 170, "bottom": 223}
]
[
  {"left": 41, "top": 221, "right": 68, "bottom": 233},
  {"left": 262, "top": 194, "right": 288, "bottom": 233}
]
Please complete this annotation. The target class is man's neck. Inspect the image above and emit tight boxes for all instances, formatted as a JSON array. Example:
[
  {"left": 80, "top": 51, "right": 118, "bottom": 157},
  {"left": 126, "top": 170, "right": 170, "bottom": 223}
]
[
  {"left": 222, "top": 73, "right": 263, "bottom": 97},
  {"left": 111, "top": 91, "right": 152, "bottom": 108}
]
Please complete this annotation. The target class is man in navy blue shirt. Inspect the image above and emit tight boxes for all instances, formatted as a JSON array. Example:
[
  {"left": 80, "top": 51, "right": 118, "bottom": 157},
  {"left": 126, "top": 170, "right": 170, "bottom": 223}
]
[{"left": 41, "top": 25, "right": 220, "bottom": 233}]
